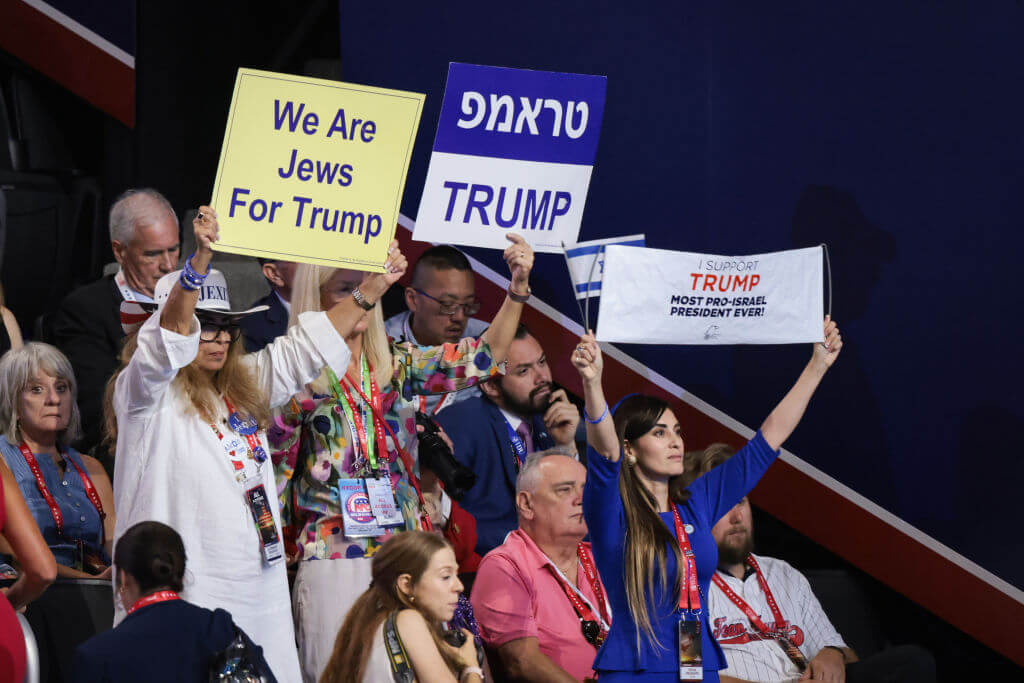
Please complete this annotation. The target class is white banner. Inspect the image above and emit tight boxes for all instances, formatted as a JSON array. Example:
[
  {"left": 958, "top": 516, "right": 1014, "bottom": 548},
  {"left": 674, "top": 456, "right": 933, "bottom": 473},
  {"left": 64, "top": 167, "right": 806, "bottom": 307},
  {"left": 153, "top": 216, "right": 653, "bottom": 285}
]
[
  {"left": 596, "top": 245, "right": 824, "bottom": 345},
  {"left": 564, "top": 234, "right": 645, "bottom": 300}
]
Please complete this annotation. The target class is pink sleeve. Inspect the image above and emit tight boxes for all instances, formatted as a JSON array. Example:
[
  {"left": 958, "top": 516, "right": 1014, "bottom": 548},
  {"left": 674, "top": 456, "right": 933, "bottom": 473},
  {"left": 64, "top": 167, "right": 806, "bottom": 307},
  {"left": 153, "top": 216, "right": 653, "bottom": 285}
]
[{"left": 469, "top": 554, "right": 537, "bottom": 646}]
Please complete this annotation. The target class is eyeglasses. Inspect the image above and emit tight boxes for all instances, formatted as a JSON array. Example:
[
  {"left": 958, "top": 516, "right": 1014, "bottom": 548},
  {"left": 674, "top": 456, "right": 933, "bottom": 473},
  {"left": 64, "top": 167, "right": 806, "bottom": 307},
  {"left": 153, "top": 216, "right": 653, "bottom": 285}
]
[
  {"left": 199, "top": 321, "right": 242, "bottom": 344},
  {"left": 413, "top": 288, "right": 480, "bottom": 317}
]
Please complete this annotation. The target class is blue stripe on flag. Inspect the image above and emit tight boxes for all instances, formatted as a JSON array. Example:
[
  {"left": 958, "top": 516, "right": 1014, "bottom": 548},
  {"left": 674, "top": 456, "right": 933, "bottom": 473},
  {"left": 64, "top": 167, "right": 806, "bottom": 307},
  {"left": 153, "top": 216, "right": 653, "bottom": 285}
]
[
  {"left": 564, "top": 238, "right": 645, "bottom": 259},
  {"left": 575, "top": 282, "right": 602, "bottom": 293}
]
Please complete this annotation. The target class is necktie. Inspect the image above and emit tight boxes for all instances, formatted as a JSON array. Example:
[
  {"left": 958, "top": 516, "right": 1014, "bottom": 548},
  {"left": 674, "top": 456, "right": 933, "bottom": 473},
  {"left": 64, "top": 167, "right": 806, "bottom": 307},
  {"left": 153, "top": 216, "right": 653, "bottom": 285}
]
[{"left": 516, "top": 421, "right": 535, "bottom": 455}]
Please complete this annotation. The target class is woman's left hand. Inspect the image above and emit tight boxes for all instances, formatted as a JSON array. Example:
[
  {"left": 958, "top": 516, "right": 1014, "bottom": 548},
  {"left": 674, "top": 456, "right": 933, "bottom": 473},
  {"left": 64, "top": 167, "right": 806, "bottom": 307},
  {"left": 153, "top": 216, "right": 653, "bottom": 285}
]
[
  {"left": 504, "top": 234, "right": 534, "bottom": 294},
  {"left": 813, "top": 316, "right": 843, "bottom": 370}
]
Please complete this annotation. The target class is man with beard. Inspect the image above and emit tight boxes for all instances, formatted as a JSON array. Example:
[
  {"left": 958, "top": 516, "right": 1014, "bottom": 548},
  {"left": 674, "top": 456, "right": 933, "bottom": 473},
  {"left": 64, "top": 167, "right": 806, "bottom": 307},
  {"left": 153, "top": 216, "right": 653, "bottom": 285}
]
[
  {"left": 687, "top": 445, "right": 935, "bottom": 683},
  {"left": 437, "top": 324, "right": 580, "bottom": 556}
]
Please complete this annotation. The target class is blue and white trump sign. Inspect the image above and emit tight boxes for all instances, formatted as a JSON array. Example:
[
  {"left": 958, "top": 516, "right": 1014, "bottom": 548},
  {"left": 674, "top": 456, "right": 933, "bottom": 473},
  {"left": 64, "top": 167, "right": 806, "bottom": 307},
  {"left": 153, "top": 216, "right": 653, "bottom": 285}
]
[{"left": 414, "top": 63, "right": 607, "bottom": 253}]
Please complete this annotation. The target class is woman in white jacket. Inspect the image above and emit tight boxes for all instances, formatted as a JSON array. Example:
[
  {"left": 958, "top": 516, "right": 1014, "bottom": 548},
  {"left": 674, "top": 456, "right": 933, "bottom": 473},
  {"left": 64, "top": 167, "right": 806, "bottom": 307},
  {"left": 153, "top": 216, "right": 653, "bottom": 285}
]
[{"left": 104, "top": 206, "right": 406, "bottom": 681}]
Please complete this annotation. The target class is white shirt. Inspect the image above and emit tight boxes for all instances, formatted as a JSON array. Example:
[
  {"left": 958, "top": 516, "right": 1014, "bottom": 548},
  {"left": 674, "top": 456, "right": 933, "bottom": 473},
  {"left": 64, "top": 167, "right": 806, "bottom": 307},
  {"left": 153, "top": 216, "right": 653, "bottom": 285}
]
[
  {"left": 112, "top": 309, "right": 350, "bottom": 683},
  {"left": 709, "top": 554, "right": 847, "bottom": 683}
]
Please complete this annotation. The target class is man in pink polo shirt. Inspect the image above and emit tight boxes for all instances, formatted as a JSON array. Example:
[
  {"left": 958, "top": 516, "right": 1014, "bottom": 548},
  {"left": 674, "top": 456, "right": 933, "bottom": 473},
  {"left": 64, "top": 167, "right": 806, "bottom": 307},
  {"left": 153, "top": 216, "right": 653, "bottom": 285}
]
[{"left": 470, "top": 452, "right": 610, "bottom": 682}]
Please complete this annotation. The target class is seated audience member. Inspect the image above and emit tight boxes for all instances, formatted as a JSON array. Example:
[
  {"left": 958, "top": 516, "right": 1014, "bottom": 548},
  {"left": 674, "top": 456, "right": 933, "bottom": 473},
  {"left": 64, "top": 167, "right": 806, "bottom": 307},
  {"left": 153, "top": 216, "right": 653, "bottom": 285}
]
[
  {"left": 0, "top": 460, "right": 58, "bottom": 683},
  {"left": 73, "top": 521, "right": 275, "bottom": 683},
  {"left": 384, "top": 245, "right": 489, "bottom": 415},
  {"left": 0, "top": 343, "right": 115, "bottom": 578},
  {"left": 471, "top": 451, "right": 609, "bottom": 682},
  {"left": 0, "top": 284, "right": 24, "bottom": 356},
  {"left": 437, "top": 324, "right": 581, "bottom": 556},
  {"left": 242, "top": 257, "right": 298, "bottom": 351},
  {"left": 51, "top": 188, "right": 180, "bottom": 452},
  {"left": 320, "top": 530, "right": 482, "bottom": 683},
  {"left": 687, "top": 444, "right": 936, "bottom": 683}
]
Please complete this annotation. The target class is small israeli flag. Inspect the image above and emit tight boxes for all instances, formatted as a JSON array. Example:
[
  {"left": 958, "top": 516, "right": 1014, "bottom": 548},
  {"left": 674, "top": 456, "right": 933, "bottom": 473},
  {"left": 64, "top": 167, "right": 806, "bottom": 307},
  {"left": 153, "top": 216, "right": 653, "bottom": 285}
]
[{"left": 563, "top": 234, "right": 646, "bottom": 300}]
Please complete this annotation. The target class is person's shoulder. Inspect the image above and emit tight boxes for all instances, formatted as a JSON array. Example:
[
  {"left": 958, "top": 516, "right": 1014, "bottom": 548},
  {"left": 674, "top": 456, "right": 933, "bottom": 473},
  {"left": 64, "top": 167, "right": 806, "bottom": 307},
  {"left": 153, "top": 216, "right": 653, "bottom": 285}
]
[
  {"left": 394, "top": 607, "right": 432, "bottom": 641},
  {"left": 61, "top": 274, "right": 116, "bottom": 306},
  {"left": 752, "top": 554, "right": 806, "bottom": 584},
  {"left": 437, "top": 393, "right": 492, "bottom": 422}
]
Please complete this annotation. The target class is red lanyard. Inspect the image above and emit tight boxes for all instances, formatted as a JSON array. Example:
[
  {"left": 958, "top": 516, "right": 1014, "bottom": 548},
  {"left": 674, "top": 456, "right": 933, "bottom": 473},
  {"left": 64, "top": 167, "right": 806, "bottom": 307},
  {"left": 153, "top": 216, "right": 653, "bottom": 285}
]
[
  {"left": 127, "top": 590, "right": 180, "bottom": 614},
  {"left": 711, "top": 555, "right": 786, "bottom": 634},
  {"left": 18, "top": 441, "right": 106, "bottom": 542},
  {"left": 546, "top": 543, "right": 612, "bottom": 633},
  {"left": 417, "top": 393, "right": 454, "bottom": 416},
  {"left": 340, "top": 363, "right": 434, "bottom": 532},
  {"left": 670, "top": 505, "right": 701, "bottom": 614}
]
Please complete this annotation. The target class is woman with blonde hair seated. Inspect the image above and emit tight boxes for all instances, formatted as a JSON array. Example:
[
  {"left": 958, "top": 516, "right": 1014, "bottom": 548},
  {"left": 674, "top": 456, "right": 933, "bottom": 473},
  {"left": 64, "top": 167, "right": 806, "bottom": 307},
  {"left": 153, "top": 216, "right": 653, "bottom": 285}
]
[
  {"left": 0, "top": 342, "right": 114, "bottom": 578},
  {"left": 320, "top": 530, "right": 481, "bottom": 683}
]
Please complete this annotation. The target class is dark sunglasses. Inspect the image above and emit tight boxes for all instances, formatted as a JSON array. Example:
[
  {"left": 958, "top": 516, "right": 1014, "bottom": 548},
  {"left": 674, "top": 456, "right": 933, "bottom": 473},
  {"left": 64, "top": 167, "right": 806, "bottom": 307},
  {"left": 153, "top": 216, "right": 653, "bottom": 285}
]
[{"left": 199, "top": 320, "right": 242, "bottom": 344}]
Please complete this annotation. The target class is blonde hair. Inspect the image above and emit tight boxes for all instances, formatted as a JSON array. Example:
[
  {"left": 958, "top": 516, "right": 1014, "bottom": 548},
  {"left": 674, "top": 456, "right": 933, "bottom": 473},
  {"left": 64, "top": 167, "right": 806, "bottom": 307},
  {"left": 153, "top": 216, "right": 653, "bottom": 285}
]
[
  {"left": 0, "top": 342, "right": 82, "bottom": 446},
  {"left": 103, "top": 327, "right": 269, "bottom": 449},
  {"left": 288, "top": 263, "right": 392, "bottom": 389},
  {"left": 320, "top": 531, "right": 460, "bottom": 683}
]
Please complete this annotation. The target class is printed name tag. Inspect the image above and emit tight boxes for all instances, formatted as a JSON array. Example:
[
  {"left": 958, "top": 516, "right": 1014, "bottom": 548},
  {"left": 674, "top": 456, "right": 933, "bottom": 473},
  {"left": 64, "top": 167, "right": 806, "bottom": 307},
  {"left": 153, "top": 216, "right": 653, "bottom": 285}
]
[
  {"left": 679, "top": 614, "right": 703, "bottom": 681},
  {"left": 365, "top": 476, "right": 404, "bottom": 527},
  {"left": 338, "top": 479, "right": 385, "bottom": 537}
]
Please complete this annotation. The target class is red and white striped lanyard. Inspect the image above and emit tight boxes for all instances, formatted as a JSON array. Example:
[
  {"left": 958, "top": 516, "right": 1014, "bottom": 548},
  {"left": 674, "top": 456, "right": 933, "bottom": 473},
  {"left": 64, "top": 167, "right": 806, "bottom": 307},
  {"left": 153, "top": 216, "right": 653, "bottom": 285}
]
[
  {"left": 127, "top": 590, "right": 180, "bottom": 615},
  {"left": 417, "top": 392, "right": 454, "bottom": 416},
  {"left": 711, "top": 555, "right": 787, "bottom": 634},
  {"left": 18, "top": 441, "right": 106, "bottom": 542},
  {"left": 671, "top": 504, "right": 701, "bottom": 615}
]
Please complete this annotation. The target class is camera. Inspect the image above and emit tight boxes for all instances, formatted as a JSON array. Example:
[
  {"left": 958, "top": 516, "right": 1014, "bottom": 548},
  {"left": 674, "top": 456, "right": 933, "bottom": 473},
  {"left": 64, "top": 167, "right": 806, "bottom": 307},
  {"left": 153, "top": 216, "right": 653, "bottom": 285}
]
[{"left": 415, "top": 412, "right": 477, "bottom": 501}]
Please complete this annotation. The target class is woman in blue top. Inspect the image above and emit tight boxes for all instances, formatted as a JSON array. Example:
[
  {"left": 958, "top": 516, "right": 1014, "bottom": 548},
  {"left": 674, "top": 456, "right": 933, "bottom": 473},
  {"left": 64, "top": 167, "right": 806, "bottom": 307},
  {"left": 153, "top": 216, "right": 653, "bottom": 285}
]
[{"left": 572, "top": 317, "right": 842, "bottom": 682}]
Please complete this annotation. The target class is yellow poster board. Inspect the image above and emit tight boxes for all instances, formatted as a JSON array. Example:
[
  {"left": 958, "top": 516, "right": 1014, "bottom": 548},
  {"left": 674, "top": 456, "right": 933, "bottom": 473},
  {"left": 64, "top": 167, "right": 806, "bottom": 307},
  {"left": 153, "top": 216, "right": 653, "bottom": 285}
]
[{"left": 210, "top": 68, "right": 424, "bottom": 272}]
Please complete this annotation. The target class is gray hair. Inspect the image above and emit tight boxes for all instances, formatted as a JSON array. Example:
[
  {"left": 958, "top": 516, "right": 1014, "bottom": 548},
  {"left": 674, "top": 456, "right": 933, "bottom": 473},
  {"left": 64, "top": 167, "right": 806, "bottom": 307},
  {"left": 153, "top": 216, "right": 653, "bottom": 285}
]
[
  {"left": 0, "top": 342, "right": 82, "bottom": 445},
  {"left": 515, "top": 448, "right": 579, "bottom": 495},
  {"left": 109, "top": 188, "right": 177, "bottom": 245}
]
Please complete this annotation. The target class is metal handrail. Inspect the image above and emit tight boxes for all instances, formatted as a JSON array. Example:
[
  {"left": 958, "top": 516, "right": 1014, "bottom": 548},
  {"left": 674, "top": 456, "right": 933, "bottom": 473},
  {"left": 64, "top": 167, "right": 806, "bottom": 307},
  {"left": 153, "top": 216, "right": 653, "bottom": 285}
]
[{"left": 16, "top": 611, "right": 39, "bottom": 683}]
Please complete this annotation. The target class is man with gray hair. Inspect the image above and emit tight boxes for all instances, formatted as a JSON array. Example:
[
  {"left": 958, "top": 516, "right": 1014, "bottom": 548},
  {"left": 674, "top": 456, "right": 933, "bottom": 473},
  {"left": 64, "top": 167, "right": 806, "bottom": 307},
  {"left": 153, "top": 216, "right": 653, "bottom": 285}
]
[
  {"left": 470, "top": 452, "right": 609, "bottom": 682},
  {"left": 51, "top": 189, "right": 180, "bottom": 453}
]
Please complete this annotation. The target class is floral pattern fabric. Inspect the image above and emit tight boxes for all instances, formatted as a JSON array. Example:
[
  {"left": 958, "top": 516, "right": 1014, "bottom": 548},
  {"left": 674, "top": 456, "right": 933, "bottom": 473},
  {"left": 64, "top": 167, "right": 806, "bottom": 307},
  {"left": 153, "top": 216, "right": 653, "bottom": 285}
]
[{"left": 270, "top": 336, "right": 499, "bottom": 561}]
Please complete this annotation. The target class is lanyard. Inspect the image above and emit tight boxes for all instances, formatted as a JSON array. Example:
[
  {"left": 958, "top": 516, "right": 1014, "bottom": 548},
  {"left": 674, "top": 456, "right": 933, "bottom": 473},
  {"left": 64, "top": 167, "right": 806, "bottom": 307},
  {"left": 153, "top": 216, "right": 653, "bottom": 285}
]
[
  {"left": 504, "top": 420, "right": 528, "bottom": 472},
  {"left": 127, "top": 590, "right": 180, "bottom": 615},
  {"left": 545, "top": 543, "right": 612, "bottom": 635},
  {"left": 18, "top": 441, "right": 106, "bottom": 543},
  {"left": 670, "top": 504, "right": 701, "bottom": 615},
  {"left": 329, "top": 358, "right": 434, "bottom": 532},
  {"left": 712, "top": 555, "right": 808, "bottom": 669},
  {"left": 329, "top": 356, "right": 388, "bottom": 472},
  {"left": 223, "top": 398, "right": 266, "bottom": 463},
  {"left": 114, "top": 268, "right": 154, "bottom": 304},
  {"left": 417, "top": 393, "right": 454, "bottom": 416}
]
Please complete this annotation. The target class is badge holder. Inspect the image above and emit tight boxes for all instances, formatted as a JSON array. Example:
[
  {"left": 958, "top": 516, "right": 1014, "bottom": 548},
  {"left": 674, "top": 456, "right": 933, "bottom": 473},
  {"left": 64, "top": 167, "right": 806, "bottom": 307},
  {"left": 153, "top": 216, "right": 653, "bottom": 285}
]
[
  {"left": 338, "top": 479, "right": 386, "bottom": 537},
  {"left": 244, "top": 479, "right": 283, "bottom": 565},
  {"left": 678, "top": 611, "right": 703, "bottom": 682},
  {"left": 365, "top": 475, "right": 405, "bottom": 527}
]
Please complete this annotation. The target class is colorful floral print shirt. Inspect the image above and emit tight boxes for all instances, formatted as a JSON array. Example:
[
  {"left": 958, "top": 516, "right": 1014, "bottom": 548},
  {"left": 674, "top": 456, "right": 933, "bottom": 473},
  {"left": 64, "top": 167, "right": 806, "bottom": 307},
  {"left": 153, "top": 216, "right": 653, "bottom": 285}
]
[{"left": 270, "top": 336, "right": 499, "bottom": 561}]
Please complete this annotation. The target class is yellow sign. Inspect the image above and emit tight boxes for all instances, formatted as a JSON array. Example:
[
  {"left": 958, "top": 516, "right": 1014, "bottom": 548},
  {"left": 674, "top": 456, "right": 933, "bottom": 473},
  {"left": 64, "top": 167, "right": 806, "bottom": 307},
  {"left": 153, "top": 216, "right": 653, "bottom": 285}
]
[{"left": 210, "top": 68, "right": 424, "bottom": 271}]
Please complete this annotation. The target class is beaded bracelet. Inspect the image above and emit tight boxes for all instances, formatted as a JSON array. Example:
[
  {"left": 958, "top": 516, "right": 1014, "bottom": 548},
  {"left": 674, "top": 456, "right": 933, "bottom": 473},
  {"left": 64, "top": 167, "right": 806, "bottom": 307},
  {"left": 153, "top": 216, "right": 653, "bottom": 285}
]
[
  {"left": 583, "top": 403, "right": 609, "bottom": 424},
  {"left": 179, "top": 253, "right": 210, "bottom": 291}
]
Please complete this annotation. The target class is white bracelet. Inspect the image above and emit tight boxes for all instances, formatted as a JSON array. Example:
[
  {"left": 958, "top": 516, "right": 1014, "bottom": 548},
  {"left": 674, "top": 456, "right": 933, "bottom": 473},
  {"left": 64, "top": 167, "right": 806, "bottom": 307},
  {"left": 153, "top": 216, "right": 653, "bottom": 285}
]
[{"left": 460, "top": 666, "right": 484, "bottom": 681}]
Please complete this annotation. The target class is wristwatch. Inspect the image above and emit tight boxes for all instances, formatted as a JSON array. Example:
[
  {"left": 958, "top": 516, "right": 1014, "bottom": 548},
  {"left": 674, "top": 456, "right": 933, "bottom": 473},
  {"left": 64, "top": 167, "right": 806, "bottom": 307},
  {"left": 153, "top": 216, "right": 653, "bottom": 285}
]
[
  {"left": 351, "top": 287, "right": 376, "bottom": 311},
  {"left": 507, "top": 285, "right": 531, "bottom": 303}
]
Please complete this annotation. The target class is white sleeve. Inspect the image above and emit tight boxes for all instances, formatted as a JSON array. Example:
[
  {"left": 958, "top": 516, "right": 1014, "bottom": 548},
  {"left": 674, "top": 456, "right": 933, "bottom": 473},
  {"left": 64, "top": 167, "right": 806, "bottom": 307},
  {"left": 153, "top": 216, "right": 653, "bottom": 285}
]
[
  {"left": 114, "top": 310, "right": 200, "bottom": 417},
  {"left": 785, "top": 563, "right": 848, "bottom": 658},
  {"left": 248, "top": 311, "right": 351, "bottom": 409}
]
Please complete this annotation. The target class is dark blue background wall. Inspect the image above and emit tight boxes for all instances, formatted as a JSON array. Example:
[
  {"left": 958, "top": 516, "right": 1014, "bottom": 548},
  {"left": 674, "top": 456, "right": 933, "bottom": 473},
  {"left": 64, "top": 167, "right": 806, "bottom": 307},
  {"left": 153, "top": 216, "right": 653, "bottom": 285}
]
[{"left": 339, "top": 1, "right": 1024, "bottom": 589}]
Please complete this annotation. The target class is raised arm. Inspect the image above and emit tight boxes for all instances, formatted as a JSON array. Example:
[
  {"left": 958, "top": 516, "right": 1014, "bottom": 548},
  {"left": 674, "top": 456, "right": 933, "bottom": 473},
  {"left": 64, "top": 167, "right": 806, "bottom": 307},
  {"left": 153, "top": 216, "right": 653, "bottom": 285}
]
[
  {"left": 480, "top": 234, "right": 535, "bottom": 363},
  {"left": 572, "top": 331, "right": 618, "bottom": 461},
  {"left": 760, "top": 317, "right": 842, "bottom": 451},
  {"left": 161, "top": 206, "right": 217, "bottom": 334},
  {"left": 325, "top": 239, "right": 408, "bottom": 338},
  {"left": 1, "top": 461, "right": 57, "bottom": 609}
]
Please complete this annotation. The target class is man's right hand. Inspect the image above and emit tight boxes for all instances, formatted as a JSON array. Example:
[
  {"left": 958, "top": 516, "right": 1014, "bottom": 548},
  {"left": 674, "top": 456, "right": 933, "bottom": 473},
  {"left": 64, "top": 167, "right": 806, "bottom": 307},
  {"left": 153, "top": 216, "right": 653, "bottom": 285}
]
[{"left": 543, "top": 388, "right": 580, "bottom": 447}]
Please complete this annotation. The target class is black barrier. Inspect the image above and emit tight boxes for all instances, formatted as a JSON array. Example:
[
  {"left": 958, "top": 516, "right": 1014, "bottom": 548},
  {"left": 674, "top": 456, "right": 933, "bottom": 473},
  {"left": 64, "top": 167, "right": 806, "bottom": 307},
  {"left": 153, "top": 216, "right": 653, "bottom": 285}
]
[{"left": 24, "top": 578, "right": 113, "bottom": 683}]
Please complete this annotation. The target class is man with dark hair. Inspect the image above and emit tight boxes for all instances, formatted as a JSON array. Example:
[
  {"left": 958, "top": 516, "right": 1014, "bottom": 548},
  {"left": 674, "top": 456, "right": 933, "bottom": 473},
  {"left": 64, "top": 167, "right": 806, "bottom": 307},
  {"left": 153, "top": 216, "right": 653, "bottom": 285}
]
[
  {"left": 52, "top": 188, "right": 180, "bottom": 452},
  {"left": 240, "top": 257, "right": 297, "bottom": 352},
  {"left": 686, "top": 445, "right": 935, "bottom": 683},
  {"left": 385, "top": 244, "right": 489, "bottom": 414},
  {"left": 437, "top": 324, "right": 581, "bottom": 556}
]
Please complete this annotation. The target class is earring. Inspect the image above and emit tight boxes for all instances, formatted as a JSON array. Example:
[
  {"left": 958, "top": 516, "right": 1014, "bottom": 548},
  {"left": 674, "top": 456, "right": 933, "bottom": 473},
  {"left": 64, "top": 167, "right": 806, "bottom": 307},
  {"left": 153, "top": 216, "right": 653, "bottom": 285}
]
[
  {"left": 410, "top": 595, "right": 415, "bottom": 603},
  {"left": 626, "top": 454, "right": 637, "bottom": 466}
]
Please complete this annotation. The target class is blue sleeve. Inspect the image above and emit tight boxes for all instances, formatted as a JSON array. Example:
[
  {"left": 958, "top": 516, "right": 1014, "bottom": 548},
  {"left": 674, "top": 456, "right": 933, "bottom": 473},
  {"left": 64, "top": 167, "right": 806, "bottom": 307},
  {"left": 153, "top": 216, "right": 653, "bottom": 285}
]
[
  {"left": 687, "top": 431, "right": 780, "bottom": 525},
  {"left": 71, "top": 645, "right": 108, "bottom": 683},
  {"left": 582, "top": 445, "right": 625, "bottom": 551}
]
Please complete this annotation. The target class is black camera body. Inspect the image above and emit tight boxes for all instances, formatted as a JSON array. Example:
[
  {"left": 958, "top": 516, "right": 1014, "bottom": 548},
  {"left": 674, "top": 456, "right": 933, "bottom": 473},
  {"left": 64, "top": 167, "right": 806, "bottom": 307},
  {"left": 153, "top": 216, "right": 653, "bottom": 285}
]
[{"left": 415, "top": 411, "right": 477, "bottom": 501}]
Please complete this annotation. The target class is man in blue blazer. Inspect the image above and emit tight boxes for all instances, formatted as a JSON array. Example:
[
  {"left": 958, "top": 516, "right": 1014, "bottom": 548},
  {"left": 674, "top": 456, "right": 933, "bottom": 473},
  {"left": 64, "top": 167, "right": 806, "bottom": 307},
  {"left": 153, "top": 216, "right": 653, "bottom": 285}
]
[
  {"left": 241, "top": 258, "right": 296, "bottom": 352},
  {"left": 437, "top": 324, "right": 581, "bottom": 556}
]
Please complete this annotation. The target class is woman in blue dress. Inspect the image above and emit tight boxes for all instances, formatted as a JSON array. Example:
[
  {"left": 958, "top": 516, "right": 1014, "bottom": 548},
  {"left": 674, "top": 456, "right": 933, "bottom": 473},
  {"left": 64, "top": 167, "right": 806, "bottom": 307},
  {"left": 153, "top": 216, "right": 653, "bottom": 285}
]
[{"left": 571, "top": 317, "right": 842, "bottom": 682}]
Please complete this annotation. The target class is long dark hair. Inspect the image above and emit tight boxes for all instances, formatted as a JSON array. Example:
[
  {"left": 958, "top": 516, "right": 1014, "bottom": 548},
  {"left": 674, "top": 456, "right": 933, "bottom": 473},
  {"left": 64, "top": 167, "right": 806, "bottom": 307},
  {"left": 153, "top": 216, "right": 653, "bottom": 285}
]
[
  {"left": 614, "top": 394, "right": 691, "bottom": 653},
  {"left": 114, "top": 521, "right": 186, "bottom": 593},
  {"left": 320, "top": 531, "right": 460, "bottom": 683}
]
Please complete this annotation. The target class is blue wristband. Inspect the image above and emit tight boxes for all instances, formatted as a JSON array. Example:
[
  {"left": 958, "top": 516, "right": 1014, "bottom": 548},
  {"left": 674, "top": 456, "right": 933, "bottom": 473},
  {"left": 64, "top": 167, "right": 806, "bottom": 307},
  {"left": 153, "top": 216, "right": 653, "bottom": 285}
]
[
  {"left": 181, "top": 253, "right": 210, "bottom": 288},
  {"left": 583, "top": 404, "right": 609, "bottom": 424},
  {"left": 179, "top": 270, "right": 200, "bottom": 292}
]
